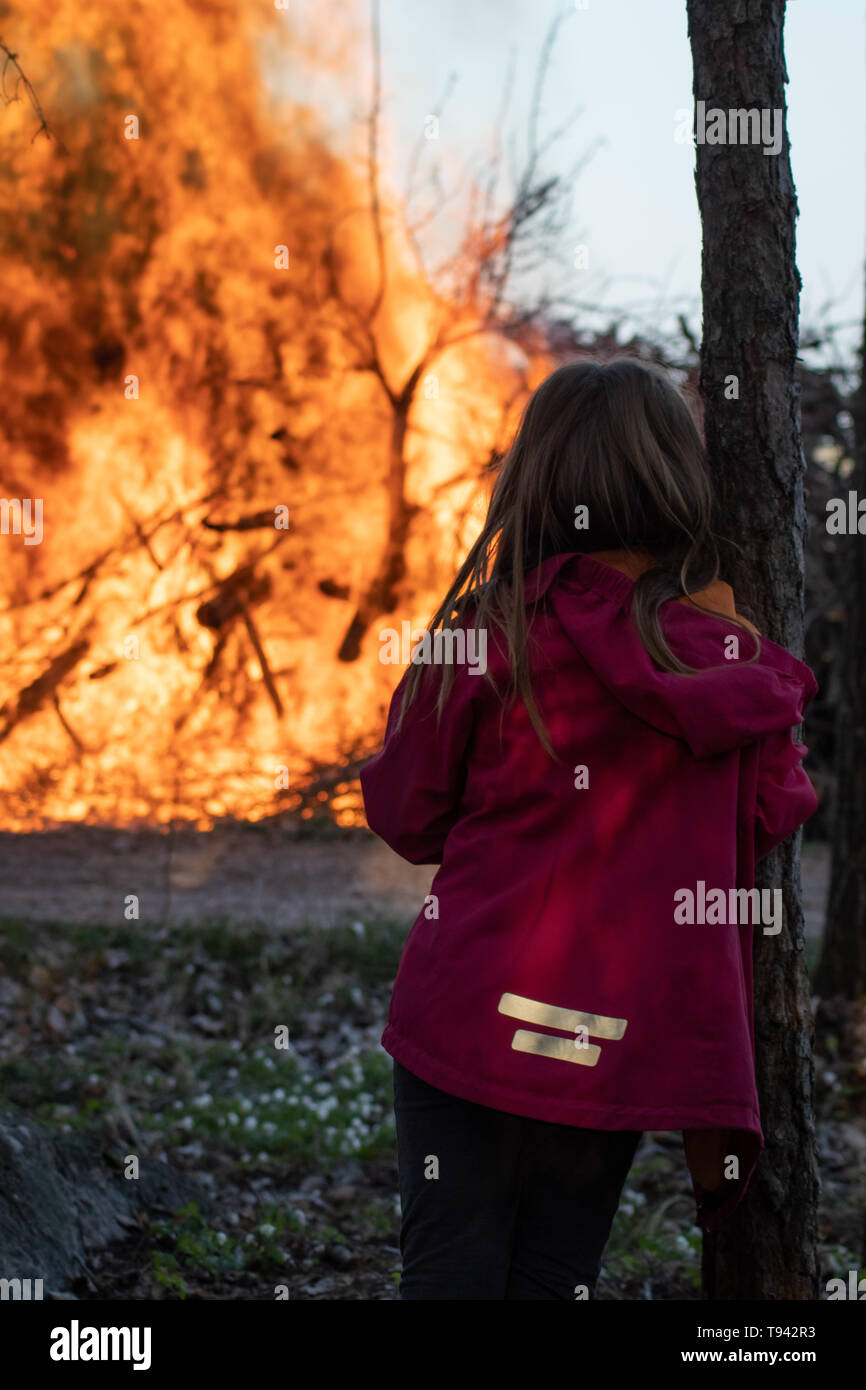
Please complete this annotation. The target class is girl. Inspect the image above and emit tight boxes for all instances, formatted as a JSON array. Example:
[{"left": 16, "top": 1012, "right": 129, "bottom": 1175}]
[{"left": 360, "top": 357, "right": 819, "bottom": 1301}]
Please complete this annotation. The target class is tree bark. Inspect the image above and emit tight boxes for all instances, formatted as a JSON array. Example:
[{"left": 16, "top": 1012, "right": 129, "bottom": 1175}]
[
  {"left": 686, "top": 0, "right": 819, "bottom": 1299},
  {"left": 815, "top": 281, "right": 866, "bottom": 999}
]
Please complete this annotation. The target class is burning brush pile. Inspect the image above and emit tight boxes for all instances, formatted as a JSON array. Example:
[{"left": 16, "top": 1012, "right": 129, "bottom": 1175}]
[{"left": 0, "top": 0, "right": 564, "bottom": 830}]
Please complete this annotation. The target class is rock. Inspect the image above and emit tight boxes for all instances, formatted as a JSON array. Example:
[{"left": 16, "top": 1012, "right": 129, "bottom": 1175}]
[
  {"left": 298, "top": 1174, "right": 325, "bottom": 1194},
  {"left": 189, "top": 1013, "right": 222, "bottom": 1035},
  {"left": 0, "top": 1106, "right": 215, "bottom": 1293},
  {"left": 324, "top": 1242, "right": 354, "bottom": 1268},
  {"left": 837, "top": 1121, "right": 866, "bottom": 1156},
  {"left": 303, "top": 1276, "right": 339, "bottom": 1297},
  {"left": 29, "top": 966, "right": 53, "bottom": 995},
  {"left": 330, "top": 1159, "right": 365, "bottom": 1184},
  {"left": 0, "top": 977, "right": 23, "bottom": 1005}
]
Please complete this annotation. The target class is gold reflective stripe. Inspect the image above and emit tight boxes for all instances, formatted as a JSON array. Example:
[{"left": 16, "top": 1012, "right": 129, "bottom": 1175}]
[
  {"left": 510, "top": 1029, "right": 601, "bottom": 1066},
  {"left": 498, "top": 992, "right": 627, "bottom": 1040}
]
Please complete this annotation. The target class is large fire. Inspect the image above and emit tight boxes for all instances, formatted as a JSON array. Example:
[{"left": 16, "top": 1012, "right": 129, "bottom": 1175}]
[{"left": 0, "top": 0, "right": 549, "bottom": 829}]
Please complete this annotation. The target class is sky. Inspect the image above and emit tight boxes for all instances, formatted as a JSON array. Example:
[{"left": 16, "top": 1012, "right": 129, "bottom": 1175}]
[{"left": 282, "top": 0, "right": 866, "bottom": 370}]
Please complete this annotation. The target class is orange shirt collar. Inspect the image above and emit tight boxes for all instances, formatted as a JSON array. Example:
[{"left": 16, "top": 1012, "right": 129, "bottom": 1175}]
[{"left": 586, "top": 549, "right": 760, "bottom": 636}]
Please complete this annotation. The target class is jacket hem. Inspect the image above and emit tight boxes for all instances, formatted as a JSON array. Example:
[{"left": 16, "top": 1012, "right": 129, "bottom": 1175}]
[
  {"left": 382, "top": 1024, "right": 763, "bottom": 1135},
  {"left": 384, "top": 1025, "right": 763, "bottom": 1231}
]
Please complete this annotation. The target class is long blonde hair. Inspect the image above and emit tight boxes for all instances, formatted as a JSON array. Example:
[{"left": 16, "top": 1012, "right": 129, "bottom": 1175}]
[{"left": 398, "top": 357, "right": 759, "bottom": 753}]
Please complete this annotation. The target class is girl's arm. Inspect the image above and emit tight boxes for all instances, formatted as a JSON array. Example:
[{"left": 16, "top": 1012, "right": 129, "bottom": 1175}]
[
  {"left": 360, "top": 664, "right": 476, "bottom": 865},
  {"left": 754, "top": 727, "right": 819, "bottom": 862}
]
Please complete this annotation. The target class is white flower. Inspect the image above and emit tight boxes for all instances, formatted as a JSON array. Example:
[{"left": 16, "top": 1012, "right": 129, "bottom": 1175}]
[
  {"left": 215, "top": 1232, "right": 227, "bottom": 1245},
  {"left": 259, "top": 1223, "right": 276, "bottom": 1238}
]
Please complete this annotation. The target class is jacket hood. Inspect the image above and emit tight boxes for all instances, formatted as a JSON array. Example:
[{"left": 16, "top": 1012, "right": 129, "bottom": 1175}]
[{"left": 525, "top": 551, "right": 818, "bottom": 759}]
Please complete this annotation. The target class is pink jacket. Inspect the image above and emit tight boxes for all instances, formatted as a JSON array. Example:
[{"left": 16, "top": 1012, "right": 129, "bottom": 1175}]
[{"left": 361, "top": 551, "right": 819, "bottom": 1229}]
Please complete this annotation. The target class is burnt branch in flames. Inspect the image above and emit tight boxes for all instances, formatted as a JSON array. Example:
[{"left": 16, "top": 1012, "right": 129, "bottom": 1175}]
[
  {"left": 0, "top": 491, "right": 226, "bottom": 615},
  {"left": 0, "top": 36, "right": 68, "bottom": 155},
  {"left": 51, "top": 692, "right": 86, "bottom": 754},
  {"left": 195, "top": 566, "right": 272, "bottom": 631},
  {"left": 0, "top": 637, "right": 90, "bottom": 744},
  {"left": 115, "top": 493, "right": 165, "bottom": 573},
  {"left": 280, "top": 752, "right": 371, "bottom": 820},
  {"left": 334, "top": 6, "right": 592, "bottom": 663},
  {"left": 366, "top": 0, "right": 387, "bottom": 330},
  {"left": 239, "top": 605, "right": 284, "bottom": 719},
  {"left": 195, "top": 561, "right": 284, "bottom": 720},
  {"left": 202, "top": 510, "right": 281, "bottom": 533}
]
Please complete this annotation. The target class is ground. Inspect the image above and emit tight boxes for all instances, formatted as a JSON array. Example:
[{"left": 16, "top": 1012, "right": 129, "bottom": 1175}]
[{"left": 0, "top": 825, "right": 861, "bottom": 1300}]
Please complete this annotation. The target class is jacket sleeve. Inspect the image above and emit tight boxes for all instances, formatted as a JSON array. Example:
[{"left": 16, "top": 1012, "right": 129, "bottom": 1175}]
[
  {"left": 360, "top": 663, "right": 477, "bottom": 865},
  {"left": 754, "top": 728, "right": 819, "bottom": 862}
]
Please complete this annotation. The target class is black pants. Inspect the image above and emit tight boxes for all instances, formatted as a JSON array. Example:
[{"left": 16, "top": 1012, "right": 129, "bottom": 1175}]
[{"left": 393, "top": 1059, "right": 642, "bottom": 1300}]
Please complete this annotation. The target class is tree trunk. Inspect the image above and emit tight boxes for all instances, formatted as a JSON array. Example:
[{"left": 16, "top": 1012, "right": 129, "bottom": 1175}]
[
  {"left": 815, "top": 282, "right": 866, "bottom": 999},
  {"left": 686, "top": 0, "right": 819, "bottom": 1299}
]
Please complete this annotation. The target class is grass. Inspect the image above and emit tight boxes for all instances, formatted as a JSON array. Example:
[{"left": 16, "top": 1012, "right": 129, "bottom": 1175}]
[
  {"left": 0, "top": 914, "right": 405, "bottom": 1162},
  {"left": 1, "top": 909, "right": 862, "bottom": 1300}
]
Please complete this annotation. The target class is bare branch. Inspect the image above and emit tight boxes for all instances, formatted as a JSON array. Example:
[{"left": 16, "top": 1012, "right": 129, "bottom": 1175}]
[
  {"left": 202, "top": 509, "right": 281, "bottom": 533},
  {"left": 0, "top": 36, "right": 68, "bottom": 155},
  {"left": 240, "top": 604, "right": 284, "bottom": 719},
  {"left": 366, "top": 0, "right": 387, "bottom": 326},
  {"left": 404, "top": 68, "right": 459, "bottom": 256}
]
